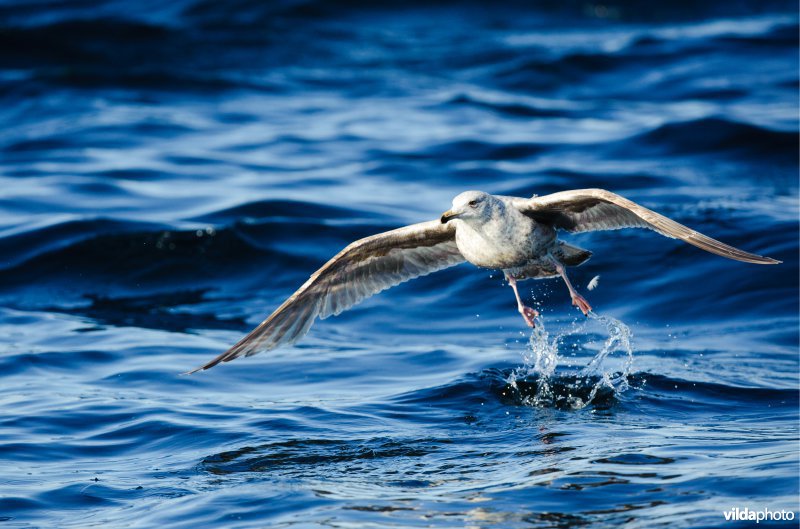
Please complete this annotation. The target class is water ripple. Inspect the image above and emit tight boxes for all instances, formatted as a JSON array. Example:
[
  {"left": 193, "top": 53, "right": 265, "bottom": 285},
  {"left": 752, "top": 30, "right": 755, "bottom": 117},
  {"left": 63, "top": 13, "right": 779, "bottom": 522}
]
[{"left": 0, "top": 2, "right": 797, "bottom": 528}]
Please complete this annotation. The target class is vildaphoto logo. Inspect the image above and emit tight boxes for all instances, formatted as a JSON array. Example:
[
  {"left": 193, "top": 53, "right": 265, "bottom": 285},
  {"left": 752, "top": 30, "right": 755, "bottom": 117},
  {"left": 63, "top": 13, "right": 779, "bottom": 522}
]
[{"left": 723, "top": 507, "right": 795, "bottom": 523}]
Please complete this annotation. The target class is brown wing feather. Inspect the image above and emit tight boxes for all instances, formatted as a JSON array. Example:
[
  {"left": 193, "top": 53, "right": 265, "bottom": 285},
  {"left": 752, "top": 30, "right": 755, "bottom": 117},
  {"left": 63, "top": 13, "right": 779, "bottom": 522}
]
[
  {"left": 517, "top": 188, "right": 780, "bottom": 265},
  {"left": 187, "top": 220, "right": 463, "bottom": 373}
]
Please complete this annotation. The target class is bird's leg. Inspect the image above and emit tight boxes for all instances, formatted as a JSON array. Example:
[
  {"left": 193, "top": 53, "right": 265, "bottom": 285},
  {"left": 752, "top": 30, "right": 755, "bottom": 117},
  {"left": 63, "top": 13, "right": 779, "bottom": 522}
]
[
  {"left": 549, "top": 256, "right": 592, "bottom": 315},
  {"left": 505, "top": 273, "right": 539, "bottom": 328}
]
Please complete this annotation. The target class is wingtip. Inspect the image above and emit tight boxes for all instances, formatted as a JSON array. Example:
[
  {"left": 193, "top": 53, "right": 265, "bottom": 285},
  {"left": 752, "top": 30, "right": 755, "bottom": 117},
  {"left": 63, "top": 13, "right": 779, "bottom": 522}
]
[
  {"left": 182, "top": 356, "right": 224, "bottom": 375},
  {"left": 182, "top": 344, "right": 239, "bottom": 375}
]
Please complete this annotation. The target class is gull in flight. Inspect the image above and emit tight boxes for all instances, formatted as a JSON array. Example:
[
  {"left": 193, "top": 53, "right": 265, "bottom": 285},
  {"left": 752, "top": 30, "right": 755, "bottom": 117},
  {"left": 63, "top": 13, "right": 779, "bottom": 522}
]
[{"left": 189, "top": 188, "right": 779, "bottom": 373}]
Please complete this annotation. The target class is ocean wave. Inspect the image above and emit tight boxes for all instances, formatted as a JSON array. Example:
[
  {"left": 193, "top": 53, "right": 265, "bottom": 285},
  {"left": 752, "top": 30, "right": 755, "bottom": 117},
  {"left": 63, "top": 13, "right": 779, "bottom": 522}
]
[
  {"left": 627, "top": 117, "right": 799, "bottom": 160},
  {"left": 445, "top": 93, "right": 570, "bottom": 119},
  {"left": 0, "top": 223, "right": 274, "bottom": 288},
  {"left": 0, "top": 218, "right": 163, "bottom": 270},
  {"left": 192, "top": 199, "right": 376, "bottom": 223}
]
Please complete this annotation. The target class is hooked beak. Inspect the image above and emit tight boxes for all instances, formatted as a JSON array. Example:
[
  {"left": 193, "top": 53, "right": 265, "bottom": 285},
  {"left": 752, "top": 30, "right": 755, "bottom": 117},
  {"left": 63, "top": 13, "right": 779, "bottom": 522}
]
[{"left": 440, "top": 209, "right": 461, "bottom": 224}]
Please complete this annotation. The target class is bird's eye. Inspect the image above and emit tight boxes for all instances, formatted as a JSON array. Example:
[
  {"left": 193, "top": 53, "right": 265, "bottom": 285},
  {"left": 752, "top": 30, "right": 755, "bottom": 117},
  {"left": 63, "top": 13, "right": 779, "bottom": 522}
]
[{"left": 468, "top": 200, "right": 478, "bottom": 207}]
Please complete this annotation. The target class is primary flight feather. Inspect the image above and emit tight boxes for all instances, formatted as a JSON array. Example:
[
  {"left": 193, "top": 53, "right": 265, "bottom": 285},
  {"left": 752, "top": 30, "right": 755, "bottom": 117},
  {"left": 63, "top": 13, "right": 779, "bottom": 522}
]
[{"left": 189, "top": 188, "right": 779, "bottom": 373}]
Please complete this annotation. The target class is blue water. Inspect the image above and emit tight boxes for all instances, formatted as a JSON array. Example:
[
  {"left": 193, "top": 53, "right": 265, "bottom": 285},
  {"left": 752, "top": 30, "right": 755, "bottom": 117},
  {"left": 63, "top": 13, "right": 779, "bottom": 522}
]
[{"left": 1, "top": 1, "right": 798, "bottom": 527}]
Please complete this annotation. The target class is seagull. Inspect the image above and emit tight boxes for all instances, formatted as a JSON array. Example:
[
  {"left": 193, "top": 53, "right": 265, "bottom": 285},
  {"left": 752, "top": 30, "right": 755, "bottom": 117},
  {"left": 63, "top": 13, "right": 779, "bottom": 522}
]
[{"left": 189, "top": 188, "right": 779, "bottom": 373}]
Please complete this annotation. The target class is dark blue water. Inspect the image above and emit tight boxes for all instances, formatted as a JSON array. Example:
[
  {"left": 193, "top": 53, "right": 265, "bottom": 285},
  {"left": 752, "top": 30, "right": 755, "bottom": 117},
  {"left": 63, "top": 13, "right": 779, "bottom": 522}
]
[{"left": 1, "top": 1, "right": 798, "bottom": 527}]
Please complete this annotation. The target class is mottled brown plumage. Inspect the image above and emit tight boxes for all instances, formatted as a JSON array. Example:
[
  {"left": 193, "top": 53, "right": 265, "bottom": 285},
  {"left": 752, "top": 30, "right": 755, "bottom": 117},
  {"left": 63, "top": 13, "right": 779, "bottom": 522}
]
[
  {"left": 517, "top": 189, "right": 776, "bottom": 265},
  {"left": 188, "top": 220, "right": 463, "bottom": 373}
]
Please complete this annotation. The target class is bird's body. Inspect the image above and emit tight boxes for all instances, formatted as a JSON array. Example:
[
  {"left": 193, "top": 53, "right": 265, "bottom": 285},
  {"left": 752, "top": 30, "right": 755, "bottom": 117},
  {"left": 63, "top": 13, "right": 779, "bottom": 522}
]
[
  {"left": 450, "top": 195, "right": 585, "bottom": 281},
  {"left": 189, "top": 188, "right": 779, "bottom": 373},
  {"left": 453, "top": 196, "right": 553, "bottom": 270}
]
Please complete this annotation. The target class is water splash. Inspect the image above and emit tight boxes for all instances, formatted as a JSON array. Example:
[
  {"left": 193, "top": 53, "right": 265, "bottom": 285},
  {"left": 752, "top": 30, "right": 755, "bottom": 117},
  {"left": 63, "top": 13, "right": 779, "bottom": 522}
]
[{"left": 507, "top": 313, "right": 635, "bottom": 409}]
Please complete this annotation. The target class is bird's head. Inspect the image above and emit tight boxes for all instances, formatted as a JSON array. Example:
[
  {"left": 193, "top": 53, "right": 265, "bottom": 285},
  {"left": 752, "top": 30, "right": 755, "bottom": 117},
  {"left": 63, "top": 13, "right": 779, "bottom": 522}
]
[{"left": 440, "top": 191, "right": 496, "bottom": 225}]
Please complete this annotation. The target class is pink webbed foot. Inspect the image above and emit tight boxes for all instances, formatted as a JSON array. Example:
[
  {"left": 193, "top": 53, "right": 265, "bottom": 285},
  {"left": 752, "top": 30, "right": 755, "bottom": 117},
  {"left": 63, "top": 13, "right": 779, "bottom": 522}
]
[
  {"left": 518, "top": 304, "right": 539, "bottom": 328},
  {"left": 571, "top": 293, "right": 592, "bottom": 316}
]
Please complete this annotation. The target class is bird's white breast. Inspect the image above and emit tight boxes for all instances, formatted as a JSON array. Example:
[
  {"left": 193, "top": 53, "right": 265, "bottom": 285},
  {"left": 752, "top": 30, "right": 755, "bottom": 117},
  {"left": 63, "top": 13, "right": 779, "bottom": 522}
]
[{"left": 454, "top": 209, "right": 547, "bottom": 270}]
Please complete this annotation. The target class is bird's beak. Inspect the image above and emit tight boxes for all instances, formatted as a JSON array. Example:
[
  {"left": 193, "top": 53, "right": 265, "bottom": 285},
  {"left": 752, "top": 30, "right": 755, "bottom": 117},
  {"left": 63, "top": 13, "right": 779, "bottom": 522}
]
[{"left": 440, "top": 209, "right": 461, "bottom": 224}]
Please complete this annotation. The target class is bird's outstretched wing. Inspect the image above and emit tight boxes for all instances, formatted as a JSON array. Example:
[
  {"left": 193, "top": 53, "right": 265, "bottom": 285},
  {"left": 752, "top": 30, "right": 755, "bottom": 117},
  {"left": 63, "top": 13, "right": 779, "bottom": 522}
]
[
  {"left": 188, "top": 220, "right": 463, "bottom": 373},
  {"left": 516, "top": 188, "right": 780, "bottom": 265}
]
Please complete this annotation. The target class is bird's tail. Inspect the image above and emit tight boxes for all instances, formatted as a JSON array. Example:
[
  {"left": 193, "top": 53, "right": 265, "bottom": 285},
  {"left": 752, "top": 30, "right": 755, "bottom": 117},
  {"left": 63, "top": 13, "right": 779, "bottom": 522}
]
[{"left": 558, "top": 242, "right": 592, "bottom": 267}]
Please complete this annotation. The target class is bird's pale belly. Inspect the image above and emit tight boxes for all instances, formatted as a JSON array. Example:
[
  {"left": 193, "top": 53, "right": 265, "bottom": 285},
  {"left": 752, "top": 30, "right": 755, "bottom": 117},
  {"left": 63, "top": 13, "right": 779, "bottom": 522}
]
[
  {"left": 459, "top": 244, "right": 529, "bottom": 269},
  {"left": 455, "top": 222, "right": 554, "bottom": 270}
]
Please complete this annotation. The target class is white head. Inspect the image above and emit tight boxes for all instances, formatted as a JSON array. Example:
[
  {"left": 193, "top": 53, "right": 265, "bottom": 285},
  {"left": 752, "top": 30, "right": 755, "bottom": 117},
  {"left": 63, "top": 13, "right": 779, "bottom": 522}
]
[{"left": 440, "top": 190, "right": 497, "bottom": 226}]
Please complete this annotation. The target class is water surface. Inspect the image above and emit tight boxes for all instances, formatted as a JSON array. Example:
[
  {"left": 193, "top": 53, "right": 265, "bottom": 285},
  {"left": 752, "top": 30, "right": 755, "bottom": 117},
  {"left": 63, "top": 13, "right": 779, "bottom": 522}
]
[{"left": 0, "top": 1, "right": 798, "bottom": 527}]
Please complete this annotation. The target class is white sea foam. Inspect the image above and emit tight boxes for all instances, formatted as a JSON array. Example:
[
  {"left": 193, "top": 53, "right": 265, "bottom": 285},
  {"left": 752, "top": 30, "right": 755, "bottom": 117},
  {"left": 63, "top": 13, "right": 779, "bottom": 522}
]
[{"left": 507, "top": 312, "right": 634, "bottom": 409}]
